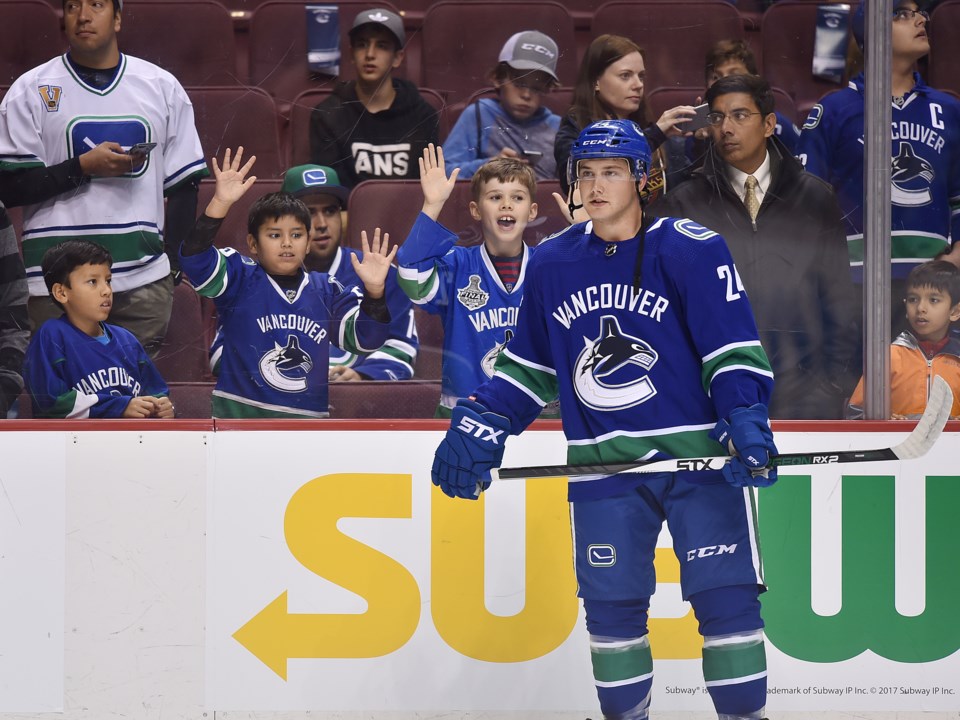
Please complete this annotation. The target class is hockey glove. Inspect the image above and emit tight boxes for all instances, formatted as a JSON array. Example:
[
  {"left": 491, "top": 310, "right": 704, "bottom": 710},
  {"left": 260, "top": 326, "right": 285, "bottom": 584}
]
[
  {"left": 432, "top": 399, "right": 510, "bottom": 500},
  {"left": 710, "top": 404, "right": 779, "bottom": 488}
]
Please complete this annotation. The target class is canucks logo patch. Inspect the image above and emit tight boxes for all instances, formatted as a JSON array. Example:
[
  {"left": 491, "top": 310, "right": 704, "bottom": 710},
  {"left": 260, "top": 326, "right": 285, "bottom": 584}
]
[
  {"left": 457, "top": 274, "right": 489, "bottom": 310},
  {"left": 891, "top": 141, "right": 934, "bottom": 206},
  {"left": 38, "top": 85, "right": 63, "bottom": 112},
  {"left": 259, "top": 335, "right": 314, "bottom": 393},
  {"left": 573, "top": 315, "right": 658, "bottom": 411},
  {"left": 481, "top": 328, "right": 513, "bottom": 378},
  {"left": 587, "top": 544, "right": 617, "bottom": 567},
  {"left": 66, "top": 117, "right": 151, "bottom": 177}
]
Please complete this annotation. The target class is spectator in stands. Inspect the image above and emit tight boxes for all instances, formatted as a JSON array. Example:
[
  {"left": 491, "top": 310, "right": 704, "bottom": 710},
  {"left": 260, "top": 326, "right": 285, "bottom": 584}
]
[
  {"left": 797, "top": 0, "right": 960, "bottom": 342},
  {"left": 443, "top": 31, "right": 562, "bottom": 181},
  {"left": 397, "top": 146, "right": 543, "bottom": 417},
  {"left": 554, "top": 34, "right": 695, "bottom": 201},
  {"left": 0, "top": 0, "right": 207, "bottom": 357},
  {"left": 683, "top": 38, "right": 800, "bottom": 172},
  {"left": 0, "top": 204, "right": 28, "bottom": 418},
  {"left": 848, "top": 260, "right": 960, "bottom": 419},
  {"left": 23, "top": 239, "right": 173, "bottom": 419},
  {"left": 179, "top": 149, "right": 392, "bottom": 419},
  {"left": 651, "top": 74, "right": 857, "bottom": 419},
  {"left": 210, "top": 163, "right": 418, "bottom": 382},
  {"left": 309, "top": 8, "right": 439, "bottom": 188}
]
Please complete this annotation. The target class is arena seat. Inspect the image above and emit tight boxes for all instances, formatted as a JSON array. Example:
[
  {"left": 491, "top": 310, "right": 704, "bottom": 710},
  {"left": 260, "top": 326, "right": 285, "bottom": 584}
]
[
  {"left": 328, "top": 379, "right": 441, "bottom": 418},
  {"left": 420, "top": 0, "right": 578, "bottom": 102},
  {"left": 929, "top": 1, "right": 960, "bottom": 97},
  {"left": 119, "top": 0, "right": 238, "bottom": 86},
  {"left": 286, "top": 86, "right": 449, "bottom": 167},
  {"left": 345, "top": 178, "right": 568, "bottom": 251},
  {"left": 187, "top": 86, "right": 285, "bottom": 178},
  {"left": 0, "top": 0, "right": 60, "bottom": 86},
  {"left": 646, "top": 84, "right": 800, "bottom": 125},
  {"left": 761, "top": 0, "right": 859, "bottom": 118},
  {"left": 153, "top": 283, "right": 212, "bottom": 383},
  {"left": 413, "top": 307, "right": 443, "bottom": 381},
  {"left": 166, "top": 382, "right": 215, "bottom": 419},
  {"left": 248, "top": 0, "right": 404, "bottom": 106},
  {"left": 591, "top": 0, "right": 745, "bottom": 91}
]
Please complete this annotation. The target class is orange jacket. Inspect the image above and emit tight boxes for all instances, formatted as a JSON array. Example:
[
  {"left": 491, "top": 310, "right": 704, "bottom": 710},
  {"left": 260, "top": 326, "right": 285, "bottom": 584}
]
[{"left": 848, "top": 332, "right": 960, "bottom": 419}]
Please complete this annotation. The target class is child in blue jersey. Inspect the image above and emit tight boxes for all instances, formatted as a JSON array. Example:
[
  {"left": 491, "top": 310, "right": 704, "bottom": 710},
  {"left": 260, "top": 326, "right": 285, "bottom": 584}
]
[
  {"left": 179, "top": 148, "right": 393, "bottom": 418},
  {"left": 432, "top": 120, "right": 778, "bottom": 720},
  {"left": 442, "top": 31, "right": 562, "bottom": 181},
  {"left": 397, "top": 146, "right": 539, "bottom": 417},
  {"left": 23, "top": 239, "right": 172, "bottom": 419}
]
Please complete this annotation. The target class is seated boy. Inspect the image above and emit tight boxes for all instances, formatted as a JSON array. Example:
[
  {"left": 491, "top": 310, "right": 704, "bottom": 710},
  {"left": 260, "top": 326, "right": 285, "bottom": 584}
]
[
  {"left": 848, "top": 260, "right": 960, "bottom": 419},
  {"left": 397, "top": 145, "right": 538, "bottom": 416},
  {"left": 23, "top": 240, "right": 173, "bottom": 419},
  {"left": 442, "top": 30, "right": 562, "bottom": 181},
  {"left": 179, "top": 148, "right": 393, "bottom": 418}
]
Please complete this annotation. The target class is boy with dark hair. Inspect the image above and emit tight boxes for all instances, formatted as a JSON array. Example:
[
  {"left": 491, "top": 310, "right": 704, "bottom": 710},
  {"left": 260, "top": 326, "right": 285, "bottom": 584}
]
[
  {"left": 23, "top": 239, "right": 172, "bottom": 418},
  {"left": 848, "top": 260, "right": 960, "bottom": 418},
  {"left": 397, "top": 147, "right": 538, "bottom": 416},
  {"left": 179, "top": 149, "right": 394, "bottom": 418},
  {"left": 308, "top": 7, "right": 439, "bottom": 188},
  {"left": 443, "top": 30, "right": 562, "bottom": 181},
  {"left": 431, "top": 119, "right": 776, "bottom": 720}
]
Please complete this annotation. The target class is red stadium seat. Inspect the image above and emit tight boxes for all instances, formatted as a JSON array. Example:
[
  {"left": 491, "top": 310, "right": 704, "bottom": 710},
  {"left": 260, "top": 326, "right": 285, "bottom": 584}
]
[
  {"left": 248, "top": 0, "right": 404, "bottom": 105},
  {"left": 118, "top": 0, "right": 238, "bottom": 86},
  {"left": 0, "top": 1, "right": 60, "bottom": 86},
  {"left": 591, "top": 1, "right": 745, "bottom": 92},
  {"left": 328, "top": 379, "right": 441, "bottom": 418},
  {"left": 345, "top": 178, "right": 568, "bottom": 251},
  {"left": 420, "top": 1, "right": 578, "bottom": 102},
  {"left": 761, "top": 0, "right": 859, "bottom": 118},
  {"left": 153, "top": 283, "right": 212, "bottom": 383},
  {"left": 166, "top": 382, "right": 215, "bottom": 418},
  {"left": 187, "top": 86, "right": 285, "bottom": 178},
  {"left": 413, "top": 307, "right": 443, "bottom": 381},
  {"left": 929, "top": 1, "right": 960, "bottom": 97}
]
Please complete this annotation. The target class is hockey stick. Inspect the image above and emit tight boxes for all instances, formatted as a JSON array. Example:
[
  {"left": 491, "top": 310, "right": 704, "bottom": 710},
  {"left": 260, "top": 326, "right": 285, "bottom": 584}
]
[{"left": 490, "top": 375, "right": 953, "bottom": 481}]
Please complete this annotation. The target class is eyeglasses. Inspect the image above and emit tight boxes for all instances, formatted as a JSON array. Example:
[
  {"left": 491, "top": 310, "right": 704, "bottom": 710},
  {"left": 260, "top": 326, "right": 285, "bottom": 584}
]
[
  {"left": 705, "top": 109, "right": 763, "bottom": 127},
  {"left": 893, "top": 7, "right": 930, "bottom": 22}
]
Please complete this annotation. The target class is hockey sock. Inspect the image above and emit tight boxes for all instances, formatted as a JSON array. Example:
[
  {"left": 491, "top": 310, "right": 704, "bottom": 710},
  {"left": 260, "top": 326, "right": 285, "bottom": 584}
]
[
  {"left": 702, "top": 630, "right": 767, "bottom": 718},
  {"left": 589, "top": 634, "right": 653, "bottom": 719}
]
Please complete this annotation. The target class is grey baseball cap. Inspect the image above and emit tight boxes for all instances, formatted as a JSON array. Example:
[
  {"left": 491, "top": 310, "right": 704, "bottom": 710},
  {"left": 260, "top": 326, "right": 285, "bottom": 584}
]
[
  {"left": 350, "top": 8, "right": 405, "bottom": 49},
  {"left": 498, "top": 30, "right": 559, "bottom": 82}
]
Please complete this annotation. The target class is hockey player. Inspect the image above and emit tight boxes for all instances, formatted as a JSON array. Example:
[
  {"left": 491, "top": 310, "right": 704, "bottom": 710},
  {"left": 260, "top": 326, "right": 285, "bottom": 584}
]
[
  {"left": 23, "top": 240, "right": 172, "bottom": 419},
  {"left": 0, "top": 0, "right": 208, "bottom": 355},
  {"left": 397, "top": 146, "right": 539, "bottom": 416},
  {"left": 432, "top": 120, "right": 777, "bottom": 720},
  {"left": 797, "top": 0, "right": 960, "bottom": 336},
  {"left": 179, "top": 149, "right": 393, "bottom": 418}
]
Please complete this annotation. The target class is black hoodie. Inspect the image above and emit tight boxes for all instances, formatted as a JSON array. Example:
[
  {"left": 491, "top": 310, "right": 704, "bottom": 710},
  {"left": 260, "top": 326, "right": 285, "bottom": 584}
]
[{"left": 309, "top": 78, "right": 439, "bottom": 188}]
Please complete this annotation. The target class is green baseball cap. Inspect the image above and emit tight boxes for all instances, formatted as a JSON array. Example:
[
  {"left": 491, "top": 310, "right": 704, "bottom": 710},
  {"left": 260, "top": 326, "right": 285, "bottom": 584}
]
[{"left": 281, "top": 164, "right": 350, "bottom": 205}]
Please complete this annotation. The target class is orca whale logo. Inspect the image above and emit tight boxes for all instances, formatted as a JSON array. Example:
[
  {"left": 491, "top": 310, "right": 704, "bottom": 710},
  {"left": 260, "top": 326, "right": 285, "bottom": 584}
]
[
  {"left": 481, "top": 328, "right": 514, "bottom": 378},
  {"left": 258, "top": 335, "right": 314, "bottom": 392},
  {"left": 573, "top": 315, "right": 658, "bottom": 411},
  {"left": 891, "top": 141, "right": 934, "bottom": 206}
]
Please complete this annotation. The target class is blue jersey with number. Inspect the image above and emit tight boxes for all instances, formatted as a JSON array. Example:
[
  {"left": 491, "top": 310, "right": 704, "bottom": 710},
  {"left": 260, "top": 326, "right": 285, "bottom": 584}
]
[{"left": 472, "top": 217, "right": 774, "bottom": 501}]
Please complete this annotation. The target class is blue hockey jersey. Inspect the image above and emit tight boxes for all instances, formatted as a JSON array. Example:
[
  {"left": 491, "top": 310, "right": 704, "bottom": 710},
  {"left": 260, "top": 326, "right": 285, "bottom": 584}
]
[
  {"left": 798, "top": 73, "right": 960, "bottom": 281},
  {"left": 23, "top": 316, "right": 168, "bottom": 418},
  {"left": 397, "top": 213, "right": 532, "bottom": 411},
  {"left": 180, "top": 246, "right": 389, "bottom": 418},
  {"left": 471, "top": 217, "right": 774, "bottom": 501}
]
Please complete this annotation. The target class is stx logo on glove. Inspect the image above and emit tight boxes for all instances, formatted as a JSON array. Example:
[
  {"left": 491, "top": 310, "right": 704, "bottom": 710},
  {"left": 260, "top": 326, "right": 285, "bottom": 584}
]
[{"left": 456, "top": 416, "right": 505, "bottom": 444}]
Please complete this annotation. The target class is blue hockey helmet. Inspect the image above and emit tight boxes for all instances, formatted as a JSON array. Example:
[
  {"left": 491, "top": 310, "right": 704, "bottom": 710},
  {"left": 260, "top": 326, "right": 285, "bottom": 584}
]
[{"left": 567, "top": 119, "right": 651, "bottom": 188}]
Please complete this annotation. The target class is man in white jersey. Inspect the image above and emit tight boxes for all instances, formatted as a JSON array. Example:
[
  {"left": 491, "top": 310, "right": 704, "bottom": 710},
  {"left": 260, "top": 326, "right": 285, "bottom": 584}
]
[{"left": 0, "top": 0, "right": 208, "bottom": 356}]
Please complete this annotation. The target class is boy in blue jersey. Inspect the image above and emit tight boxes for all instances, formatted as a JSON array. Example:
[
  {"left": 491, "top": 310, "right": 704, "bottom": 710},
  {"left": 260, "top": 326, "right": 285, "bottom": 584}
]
[
  {"left": 797, "top": 0, "right": 960, "bottom": 337},
  {"left": 179, "top": 148, "right": 393, "bottom": 418},
  {"left": 432, "top": 120, "right": 777, "bottom": 720},
  {"left": 397, "top": 146, "right": 540, "bottom": 416},
  {"left": 23, "top": 239, "right": 172, "bottom": 418}
]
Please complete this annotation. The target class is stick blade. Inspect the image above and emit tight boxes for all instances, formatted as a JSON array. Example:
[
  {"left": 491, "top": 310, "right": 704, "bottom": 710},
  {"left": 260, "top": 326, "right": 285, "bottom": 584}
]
[{"left": 892, "top": 374, "right": 953, "bottom": 460}]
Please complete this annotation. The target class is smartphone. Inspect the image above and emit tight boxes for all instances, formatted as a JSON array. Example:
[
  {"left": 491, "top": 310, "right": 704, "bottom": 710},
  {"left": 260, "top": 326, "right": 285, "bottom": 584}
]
[
  {"left": 684, "top": 103, "right": 712, "bottom": 133},
  {"left": 128, "top": 141, "right": 158, "bottom": 156},
  {"left": 521, "top": 149, "right": 543, "bottom": 166}
]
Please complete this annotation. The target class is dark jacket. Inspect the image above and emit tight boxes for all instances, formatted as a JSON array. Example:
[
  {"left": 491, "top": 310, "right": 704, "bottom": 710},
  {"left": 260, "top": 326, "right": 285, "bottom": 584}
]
[
  {"left": 309, "top": 78, "right": 439, "bottom": 188},
  {"left": 651, "top": 136, "right": 858, "bottom": 419}
]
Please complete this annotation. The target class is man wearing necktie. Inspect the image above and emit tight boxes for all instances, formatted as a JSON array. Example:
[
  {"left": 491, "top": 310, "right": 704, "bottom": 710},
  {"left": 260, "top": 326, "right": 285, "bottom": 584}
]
[{"left": 651, "top": 74, "right": 858, "bottom": 419}]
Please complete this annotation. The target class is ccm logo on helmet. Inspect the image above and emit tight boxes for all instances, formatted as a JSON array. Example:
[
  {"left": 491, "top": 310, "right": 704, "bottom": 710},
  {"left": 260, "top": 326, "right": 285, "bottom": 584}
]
[
  {"left": 582, "top": 139, "right": 612, "bottom": 146},
  {"left": 456, "top": 416, "right": 505, "bottom": 444}
]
